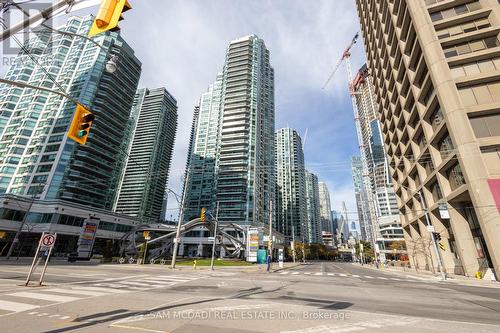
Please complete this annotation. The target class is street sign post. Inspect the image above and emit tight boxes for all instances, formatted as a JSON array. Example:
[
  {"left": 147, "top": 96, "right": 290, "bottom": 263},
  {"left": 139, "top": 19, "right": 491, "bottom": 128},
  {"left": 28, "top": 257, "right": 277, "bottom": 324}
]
[
  {"left": 25, "top": 232, "right": 57, "bottom": 286},
  {"left": 438, "top": 203, "right": 450, "bottom": 219}
]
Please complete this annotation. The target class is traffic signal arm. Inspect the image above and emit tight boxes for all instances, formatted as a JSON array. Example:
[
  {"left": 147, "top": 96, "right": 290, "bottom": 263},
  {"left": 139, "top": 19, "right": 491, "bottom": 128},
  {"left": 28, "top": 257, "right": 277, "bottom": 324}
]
[
  {"left": 68, "top": 104, "right": 95, "bottom": 145},
  {"left": 89, "top": 0, "right": 132, "bottom": 37}
]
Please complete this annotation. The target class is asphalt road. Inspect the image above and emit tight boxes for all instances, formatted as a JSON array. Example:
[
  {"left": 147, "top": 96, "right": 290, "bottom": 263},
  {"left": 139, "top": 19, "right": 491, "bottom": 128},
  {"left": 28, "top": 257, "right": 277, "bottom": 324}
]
[{"left": 0, "top": 260, "right": 499, "bottom": 332}]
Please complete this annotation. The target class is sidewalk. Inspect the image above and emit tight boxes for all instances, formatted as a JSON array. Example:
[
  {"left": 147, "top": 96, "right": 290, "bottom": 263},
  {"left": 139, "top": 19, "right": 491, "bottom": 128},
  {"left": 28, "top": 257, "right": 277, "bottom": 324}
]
[{"left": 354, "top": 263, "right": 500, "bottom": 288}]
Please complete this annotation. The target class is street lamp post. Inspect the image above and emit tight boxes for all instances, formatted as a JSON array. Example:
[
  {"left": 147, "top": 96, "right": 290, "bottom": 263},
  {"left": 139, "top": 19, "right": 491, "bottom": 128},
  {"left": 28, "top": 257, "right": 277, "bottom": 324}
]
[
  {"left": 168, "top": 186, "right": 186, "bottom": 269},
  {"left": 400, "top": 185, "right": 446, "bottom": 280}
]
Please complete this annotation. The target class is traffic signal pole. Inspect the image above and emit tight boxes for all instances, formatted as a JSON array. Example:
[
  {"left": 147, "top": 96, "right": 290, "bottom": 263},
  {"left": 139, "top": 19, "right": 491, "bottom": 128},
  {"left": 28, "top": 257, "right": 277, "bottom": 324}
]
[
  {"left": 418, "top": 191, "right": 446, "bottom": 280},
  {"left": 210, "top": 202, "right": 220, "bottom": 270}
]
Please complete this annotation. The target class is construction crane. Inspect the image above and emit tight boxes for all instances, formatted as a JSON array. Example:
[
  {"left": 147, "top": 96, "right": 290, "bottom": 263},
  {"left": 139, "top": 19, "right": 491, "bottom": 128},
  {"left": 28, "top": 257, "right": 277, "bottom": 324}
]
[
  {"left": 323, "top": 32, "right": 380, "bottom": 252},
  {"left": 322, "top": 32, "right": 359, "bottom": 90}
]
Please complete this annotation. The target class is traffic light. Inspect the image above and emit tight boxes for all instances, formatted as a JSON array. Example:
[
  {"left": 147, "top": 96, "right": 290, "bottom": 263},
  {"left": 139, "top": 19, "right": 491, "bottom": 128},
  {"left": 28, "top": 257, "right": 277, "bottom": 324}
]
[
  {"left": 200, "top": 208, "right": 206, "bottom": 221},
  {"left": 68, "top": 104, "right": 95, "bottom": 145},
  {"left": 88, "top": 0, "right": 132, "bottom": 37},
  {"left": 433, "top": 232, "right": 442, "bottom": 241}
]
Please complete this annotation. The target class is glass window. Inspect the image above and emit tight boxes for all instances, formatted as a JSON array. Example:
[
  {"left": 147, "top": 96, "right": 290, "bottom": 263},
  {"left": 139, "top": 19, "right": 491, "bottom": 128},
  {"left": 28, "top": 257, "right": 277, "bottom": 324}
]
[
  {"left": 469, "top": 40, "right": 485, "bottom": 52},
  {"left": 488, "top": 82, "right": 500, "bottom": 102},
  {"left": 442, "top": 8, "right": 456, "bottom": 18},
  {"left": 478, "top": 60, "right": 495, "bottom": 72},
  {"left": 470, "top": 117, "right": 490, "bottom": 137},
  {"left": 459, "top": 88, "right": 477, "bottom": 106},
  {"left": 454, "top": 5, "right": 468, "bottom": 14},
  {"left": 484, "top": 37, "right": 499, "bottom": 48},
  {"left": 451, "top": 66, "right": 465, "bottom": 78},
  {"left": 467, "top": 1, "right": 481, "bottom": 11},
  {"left": 449, "top": 25, "right": 463, "bottom": 36},
  {"left": 472, "top": 85, "right": 493, "bottom": 104},
  {"left": 456, "top": 43, "right": 471, "bottom": 55},
  {"left": 431, "top": 12, "right": 443, "bottom": 21},
  {"left": 464, "top": 63, "right": 480, "bottom": 75}
]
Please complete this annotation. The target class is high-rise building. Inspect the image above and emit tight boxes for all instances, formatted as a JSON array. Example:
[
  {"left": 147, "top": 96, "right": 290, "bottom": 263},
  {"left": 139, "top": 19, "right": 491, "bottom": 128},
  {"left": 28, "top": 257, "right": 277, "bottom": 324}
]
[
  {"left": 318, "top": 182, "right": 333, "bottom": 234},
  {"left": 115, "top": 88, "right": 177, "bottom": 222},
  {"left": 351, "top": 64, "right": 403, "bottom": 253},
  {"left": 0, "top": 15, "right": 141, "bottom": 210},
  {"left": 356, "top": 0, "right": 500, "bottom": 277},
  {"left": 182, "top": 74, "right": 223, "bottom": 222},
  {"left": 275, "top": 128, "right": 307, "bottom": 241},
  {"left": 217, "top": 35, "right": 275, "bottom": 226},
  {"left": 305, "top": 171, "right": 322, "bottom": 244},
  {"left": 183, "top": 35, "right": 275, "bottom": 227},
  {"left": 351, "top": 155, "right": 374, "bottom": 243}
]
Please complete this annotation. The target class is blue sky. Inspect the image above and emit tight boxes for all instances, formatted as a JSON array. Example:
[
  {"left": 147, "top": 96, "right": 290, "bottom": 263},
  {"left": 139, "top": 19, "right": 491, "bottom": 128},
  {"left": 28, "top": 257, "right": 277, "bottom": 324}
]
[
  {"left": 118, "top": 0, "right": 368, "bottom": 221},
  {"left": 1, "top": 0, "right": 367, "bottom": 222}
]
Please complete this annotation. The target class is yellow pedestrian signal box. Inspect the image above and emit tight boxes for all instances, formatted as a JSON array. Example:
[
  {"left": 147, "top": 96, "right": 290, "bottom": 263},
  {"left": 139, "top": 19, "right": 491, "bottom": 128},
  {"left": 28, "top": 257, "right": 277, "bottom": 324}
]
[
  {"left": 89, "top": 0, "right": 132, "bottom": 37},
  {"left": 68, "top": 104, "right": 95, "bottom": 145}
]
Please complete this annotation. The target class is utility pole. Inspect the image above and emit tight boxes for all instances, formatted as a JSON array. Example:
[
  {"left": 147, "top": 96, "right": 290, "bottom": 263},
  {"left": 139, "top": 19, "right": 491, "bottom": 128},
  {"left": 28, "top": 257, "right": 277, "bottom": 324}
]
[
  {"left": 268, "top": 200, "right": 273, "bottom": 258},
  {"left": 6, "top": 184, "right": 45, "bottom": 260},
  {"left": 171, "top": 170, "right": 189, "bottom": 269},
  {"left": 418, "top": 191, "right": 447, "bottom": 280},
  {"left": 210, "top": 202, "right": 220, "bottom": 270},
  {"left": 0, "top": 0, "right": 76, "bottom": 42}
]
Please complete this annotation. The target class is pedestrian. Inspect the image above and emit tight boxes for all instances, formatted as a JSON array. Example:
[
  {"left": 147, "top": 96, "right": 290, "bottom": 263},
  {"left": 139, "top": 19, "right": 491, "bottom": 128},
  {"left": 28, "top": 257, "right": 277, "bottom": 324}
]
[{"left": 266, "top": 253, "right": 272, "bottom": 273}]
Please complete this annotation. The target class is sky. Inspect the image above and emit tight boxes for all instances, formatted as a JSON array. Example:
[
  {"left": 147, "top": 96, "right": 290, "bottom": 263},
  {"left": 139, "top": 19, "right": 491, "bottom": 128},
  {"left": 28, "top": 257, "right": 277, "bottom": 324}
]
[{"left": 2, "top": 0, "right": 368, "bottom": 223}]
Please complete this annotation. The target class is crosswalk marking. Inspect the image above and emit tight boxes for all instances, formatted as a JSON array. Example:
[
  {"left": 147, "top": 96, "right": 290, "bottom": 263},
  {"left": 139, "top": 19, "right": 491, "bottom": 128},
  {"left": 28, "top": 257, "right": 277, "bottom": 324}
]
[
  {"left": 7, "top": 292, "right": 80, "bottom": 303},
  {"left": 0, "top": 300, "right": 39, "bottom": 312},
  {"left": 70, "top": 286, "right": 128, "bottom": 293},
  {"left": 43, "top": 288, "right": 108, "bottom": 297},
  {"left": 278, "top": 271, "right": 423, "bottom": 283},
  {"left": 0, "top": 274, "right": 200, "bottom": 316}
]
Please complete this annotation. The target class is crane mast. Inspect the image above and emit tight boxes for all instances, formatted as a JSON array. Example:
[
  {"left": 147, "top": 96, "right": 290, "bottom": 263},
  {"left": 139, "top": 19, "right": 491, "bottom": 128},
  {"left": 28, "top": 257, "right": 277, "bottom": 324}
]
[{"left": 324, "top": 33, "right": 379, "bottom": 250}]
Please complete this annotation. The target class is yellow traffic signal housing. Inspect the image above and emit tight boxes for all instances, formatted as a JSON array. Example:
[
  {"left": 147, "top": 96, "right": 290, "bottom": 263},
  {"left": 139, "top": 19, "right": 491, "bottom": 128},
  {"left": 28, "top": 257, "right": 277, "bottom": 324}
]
[
  {"left": 200, "top": 208, "right": 206, "bottom": 221},
  {"left": 88, "top": 0, "right": 132, "bottom": 37},
  {"left": 68, "top": 104, "right": 95, "bottom": 145}
]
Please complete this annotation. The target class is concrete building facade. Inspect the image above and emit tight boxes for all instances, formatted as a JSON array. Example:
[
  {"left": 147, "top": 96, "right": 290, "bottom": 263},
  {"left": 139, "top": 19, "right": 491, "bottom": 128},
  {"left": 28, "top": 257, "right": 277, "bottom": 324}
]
[{"left": 356, "top": 0, "right": 500, "bottom": 277}]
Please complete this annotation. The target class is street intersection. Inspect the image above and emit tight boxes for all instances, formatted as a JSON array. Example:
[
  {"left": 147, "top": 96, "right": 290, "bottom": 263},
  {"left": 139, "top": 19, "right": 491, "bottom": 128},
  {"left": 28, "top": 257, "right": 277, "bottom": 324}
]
[{"left": 0, "top": 261, "right": 499, "bottom": 332}]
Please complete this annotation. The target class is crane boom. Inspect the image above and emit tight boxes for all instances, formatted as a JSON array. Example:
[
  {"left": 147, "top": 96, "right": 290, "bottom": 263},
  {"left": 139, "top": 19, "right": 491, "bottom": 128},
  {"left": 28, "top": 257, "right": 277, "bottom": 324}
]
[{"left": 322, "top": 32, "right": 359, "bottom": 90}]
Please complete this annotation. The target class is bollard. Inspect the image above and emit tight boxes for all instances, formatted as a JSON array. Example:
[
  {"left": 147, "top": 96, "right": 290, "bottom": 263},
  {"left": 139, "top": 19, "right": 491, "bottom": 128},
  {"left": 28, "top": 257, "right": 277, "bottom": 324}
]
[{"left": 193, "top": 259, "right": 197, "bottom": 270}]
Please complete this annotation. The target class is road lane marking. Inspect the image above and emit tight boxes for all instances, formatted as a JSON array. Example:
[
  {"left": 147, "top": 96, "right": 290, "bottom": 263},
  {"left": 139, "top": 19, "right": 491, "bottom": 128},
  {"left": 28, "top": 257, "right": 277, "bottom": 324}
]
[
  {"left": 291, "top": 272, "right": 300, "bottom": 275},
  {"left": 363, "top": 275, "right": 374, "bottom": 278},
  {"left": 314, "top": 272, "right": 323, "bottom": 276},
  {"left": 7, "top": 292, "right": 81, "bottom": 303},
  {"left": 0, "top": 300, "right": 39, "bottom": 312},
  {"left": 338, "top": 273, "right": 347, "bottom": 277},
  {"left": 377, "top": 277, "right": 388, "bottom": 280},
  {"left": 280, "top": 272, "right": 289, "bottom": 275},
  {"left": 327, "top": 273, "right": 335, "bottom": 276},
  {"left": 352, "top": 274, "right": 360, "bottom": 278}
]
